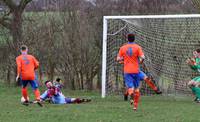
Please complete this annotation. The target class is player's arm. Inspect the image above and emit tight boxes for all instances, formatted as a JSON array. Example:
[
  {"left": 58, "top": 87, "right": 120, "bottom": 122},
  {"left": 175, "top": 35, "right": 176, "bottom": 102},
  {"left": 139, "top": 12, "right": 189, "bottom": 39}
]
[
  {"left": 186, "top": 58, "right": 199, "bottom": 70},
  {"left": 117, "top": 48, "right": 124, "bottom": 64},
  {"left": 40, "top": 90, "right": 49, "bottom": 101},
  {"left": 139, "top": 56, "right": 145, "bottom": 64},
  {"left": 16, "top": 57, "right": 21, "bottom": 81},
  {"left": 33, "top": 56, "right": 39, "bottom": 70},
  {"left": 53, "top": 86, "right": 59, "bottom": 95},
  {"left": 117, "top": 55, "right": 124, "bottom": 64},
  {"left": 138, "top": 46, "right": 145, "bottom": 64}
]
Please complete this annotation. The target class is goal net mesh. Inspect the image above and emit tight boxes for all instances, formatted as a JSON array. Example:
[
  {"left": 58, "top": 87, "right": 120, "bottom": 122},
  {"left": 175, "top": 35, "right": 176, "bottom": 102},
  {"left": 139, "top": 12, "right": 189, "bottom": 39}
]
[{"left": 105, "top": 17, "right": 200, "bottom": 96}]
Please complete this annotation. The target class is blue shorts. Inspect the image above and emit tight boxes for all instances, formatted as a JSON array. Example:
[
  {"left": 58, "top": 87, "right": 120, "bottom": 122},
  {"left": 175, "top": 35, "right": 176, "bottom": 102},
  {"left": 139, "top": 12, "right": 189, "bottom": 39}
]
[
  {"left": 21, "top": 80, "right": 39, "bottom": 90},
  {"left": 138, "top": 71, "right": 146, "bottom": 81},
  {"left": 124, "top": 72, "right": 145, "bottom": 88}
]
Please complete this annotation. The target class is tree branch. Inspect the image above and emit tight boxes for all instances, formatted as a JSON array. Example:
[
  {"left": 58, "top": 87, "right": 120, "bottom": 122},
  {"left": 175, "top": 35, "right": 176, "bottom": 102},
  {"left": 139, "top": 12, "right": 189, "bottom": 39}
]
[
  {"left": 0, "top": 10, "right": 11, "bottom": 29},
  {"left": 0, "top": 18, "right": 11, "bottom": 29},
  {"left": 1, "top": 0, "right": 17, "bottom": 11},
  {"left": 19, "top": 0, "right": 32, "bottom": 12}
]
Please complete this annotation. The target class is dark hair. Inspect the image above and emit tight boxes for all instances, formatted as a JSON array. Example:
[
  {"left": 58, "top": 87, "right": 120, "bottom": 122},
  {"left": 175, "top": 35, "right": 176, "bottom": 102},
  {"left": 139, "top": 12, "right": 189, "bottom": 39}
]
[
  {"left": 56, "top": 78, "right": 61, "bottom": 82},
  {"left": 44, "top": 80, "right": 51, "bottom": 85},
  {"left": 196, "top": 49, "right": 200, "bottom": 53},
  {"left": 21, "top": 45, "right": 28, "bottom": 51},
  {"left": 127, "top": 33, "right": 135, "bottom": 42}
]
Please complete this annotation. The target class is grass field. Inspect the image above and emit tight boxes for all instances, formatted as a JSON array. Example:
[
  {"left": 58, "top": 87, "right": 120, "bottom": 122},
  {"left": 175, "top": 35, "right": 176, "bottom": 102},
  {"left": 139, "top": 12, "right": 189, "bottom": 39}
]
[{"left": 0, "top": 84, "right": 200, "bottom": 122}]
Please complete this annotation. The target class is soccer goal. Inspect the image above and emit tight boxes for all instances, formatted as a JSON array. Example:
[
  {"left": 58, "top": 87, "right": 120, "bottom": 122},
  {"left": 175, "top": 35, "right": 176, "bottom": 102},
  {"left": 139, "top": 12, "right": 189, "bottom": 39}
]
[{"left": 102, "top": 14, "right": 200, "bottom": 98}]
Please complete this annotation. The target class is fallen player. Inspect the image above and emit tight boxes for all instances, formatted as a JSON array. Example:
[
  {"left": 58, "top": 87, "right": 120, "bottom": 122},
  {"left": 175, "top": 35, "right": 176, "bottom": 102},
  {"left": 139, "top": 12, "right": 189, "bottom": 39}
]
[{"left": 40, "top": 80, "right": 91, "bottom": 104}]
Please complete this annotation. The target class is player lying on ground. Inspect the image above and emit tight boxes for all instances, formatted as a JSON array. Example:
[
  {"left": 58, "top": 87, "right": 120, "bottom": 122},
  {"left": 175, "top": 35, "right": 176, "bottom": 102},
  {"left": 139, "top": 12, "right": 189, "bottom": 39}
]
[
  {"left": 186, "top": 49, "right": 200, "bottom": 102},
  {"left": 40, "top": 80, "right": 91, "bottom": 104}
]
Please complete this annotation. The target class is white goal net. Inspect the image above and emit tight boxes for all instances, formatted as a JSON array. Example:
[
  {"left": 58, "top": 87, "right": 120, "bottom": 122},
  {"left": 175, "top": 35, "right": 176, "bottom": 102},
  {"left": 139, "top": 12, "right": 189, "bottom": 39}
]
[{"left": 102, "top": 14, "right": 200, "bottom": 98}]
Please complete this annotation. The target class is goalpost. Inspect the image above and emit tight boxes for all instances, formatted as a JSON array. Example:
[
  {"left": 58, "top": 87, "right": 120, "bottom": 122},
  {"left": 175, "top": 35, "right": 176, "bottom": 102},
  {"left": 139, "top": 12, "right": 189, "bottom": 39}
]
[{"left": 102, "top": 14, "right": 200, "bottom": 98}]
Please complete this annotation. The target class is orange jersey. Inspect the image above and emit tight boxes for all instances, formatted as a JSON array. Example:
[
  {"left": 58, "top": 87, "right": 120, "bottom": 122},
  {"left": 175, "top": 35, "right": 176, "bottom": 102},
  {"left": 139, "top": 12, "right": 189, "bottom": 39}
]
[
  {"left": 118, "top": 42, "right": 144, "bottom": 73},
  {"left": 16, "top": 54, "right": 39, "bottom": 80}
]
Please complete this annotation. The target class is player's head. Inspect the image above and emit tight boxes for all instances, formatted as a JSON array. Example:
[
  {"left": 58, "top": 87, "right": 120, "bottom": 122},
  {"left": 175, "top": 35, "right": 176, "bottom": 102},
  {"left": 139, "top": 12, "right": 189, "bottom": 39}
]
[
  {"left": 193, "top": 48, "right": 200, "bottom": 58},
  {"left": 56, "top": 78, "right": 61, "bottom": 83},
  {"left": 196, "top": 49, "right": 200, "bottom": 53},
  {"left": 45, "top": 80, "right": 53, "bottom": 88},
  {"left": 127, "top": 33, "right": 135, "bottom": 42},
  {"left": 20, "top": 45, "right": 28, "bottom": 54}
]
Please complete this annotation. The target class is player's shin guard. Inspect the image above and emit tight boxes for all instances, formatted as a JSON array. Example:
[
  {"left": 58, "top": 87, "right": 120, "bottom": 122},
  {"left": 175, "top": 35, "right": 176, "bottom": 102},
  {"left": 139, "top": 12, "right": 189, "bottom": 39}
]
[
  {"left": 22, "top": 87, "right": 28, "bottom": 101},
  {"left": 133, "top": 90, "right": 140, "bottom": 110},
  {"left": 34, "top": 89, "right": 41, "bottom": 101}
]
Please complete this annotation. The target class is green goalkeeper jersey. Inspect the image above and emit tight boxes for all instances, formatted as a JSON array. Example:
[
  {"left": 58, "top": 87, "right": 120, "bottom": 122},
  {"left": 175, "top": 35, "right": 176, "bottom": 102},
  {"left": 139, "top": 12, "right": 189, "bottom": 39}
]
[
  {"left": 189, "top": 58, "right": 200, "bottom": 99},
  {"left": 191, "top": 58, "right": 200, "bottom": 82},
  {"left": 191, "top": 58, "right": 200, "bottom": 72}
]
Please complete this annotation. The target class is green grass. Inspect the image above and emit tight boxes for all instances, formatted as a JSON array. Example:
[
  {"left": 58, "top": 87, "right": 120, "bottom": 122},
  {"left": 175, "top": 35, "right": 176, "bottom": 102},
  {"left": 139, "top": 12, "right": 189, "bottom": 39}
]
[{"left": 0, "top": 84, "right": 200, "bottom": 122}]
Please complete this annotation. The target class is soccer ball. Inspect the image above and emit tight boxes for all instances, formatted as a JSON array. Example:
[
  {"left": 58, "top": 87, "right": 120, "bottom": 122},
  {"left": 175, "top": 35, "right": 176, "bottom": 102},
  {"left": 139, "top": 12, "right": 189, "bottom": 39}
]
[{"left": 20, "top": 96, "right": 29, "bottom": 103}]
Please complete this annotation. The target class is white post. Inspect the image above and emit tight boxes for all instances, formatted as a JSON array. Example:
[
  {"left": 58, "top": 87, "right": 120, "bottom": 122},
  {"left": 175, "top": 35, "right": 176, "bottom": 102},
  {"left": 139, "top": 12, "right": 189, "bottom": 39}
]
[
  {"left": 102, "top": 17, "right": 108, "bottom": 98},
  {"left": 104, "top": 14, "right": 200, "bottom": 19}
]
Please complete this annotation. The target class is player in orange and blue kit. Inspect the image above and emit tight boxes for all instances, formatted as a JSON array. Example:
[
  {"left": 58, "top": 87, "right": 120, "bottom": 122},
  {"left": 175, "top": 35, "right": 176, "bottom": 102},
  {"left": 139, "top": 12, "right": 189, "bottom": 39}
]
[
  {"left": 16, "top": 45, "right": 42, "bottom": 106},
  {"left": 123, "top": 70, "right": 162, "bottom": 101},
  {"left": 117, "top": 33, "right": 145, "bottom": 111}
]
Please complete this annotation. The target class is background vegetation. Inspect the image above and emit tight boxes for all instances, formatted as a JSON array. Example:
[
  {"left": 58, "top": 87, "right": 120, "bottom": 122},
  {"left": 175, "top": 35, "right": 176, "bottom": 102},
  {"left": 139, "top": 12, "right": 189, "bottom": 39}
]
[{"left": 0, "top": 0, "right": 199, "bottom": 91}]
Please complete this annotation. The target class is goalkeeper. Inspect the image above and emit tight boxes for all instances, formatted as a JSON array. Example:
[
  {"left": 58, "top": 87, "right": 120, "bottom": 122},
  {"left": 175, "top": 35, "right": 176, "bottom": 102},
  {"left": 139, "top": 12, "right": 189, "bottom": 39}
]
[
  {"left": 186, "top": 49, "right": 200, "bottom": 102},
  {"left": 40, "top": 80, "right": 91, "bottom": 104}
]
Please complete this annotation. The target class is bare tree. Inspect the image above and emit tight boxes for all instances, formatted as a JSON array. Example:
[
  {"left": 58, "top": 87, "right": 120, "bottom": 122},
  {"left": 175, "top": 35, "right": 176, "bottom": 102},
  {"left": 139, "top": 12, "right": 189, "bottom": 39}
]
[
  {"left": 0, "top": 0, "right": 32, "bottom": 49},
  {"left": 0, "top": 0, "right": 32, "bottom": 84}
]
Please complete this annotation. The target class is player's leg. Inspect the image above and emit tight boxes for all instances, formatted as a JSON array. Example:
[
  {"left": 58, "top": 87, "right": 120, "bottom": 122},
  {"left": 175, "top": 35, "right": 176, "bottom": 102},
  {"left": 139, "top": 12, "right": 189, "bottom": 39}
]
[
  {"left": 124, "top": 88, "right": 128, "bottom": 101},
  {"left": 139, "top": 71, "right": 162, "bottom": 94},
  {"left": 20, "top": 80, "right": 29, "bottom": 106},
  {"left": 133, "top": 88, "right": 140, "bottom": 111},
  {"left": 194, "top": 77, "right": 200, "bottom": 101},
  {"left": 132, "top": 74, "right": 141, "bottom": 111},
  {"left": 123, "top": 73, "right": 129, "bottom": 101},
  {"left": 188, "top": 79, "right": 198, "bottom": 101},
  {"left": 30, "top": 80, "right": 41, "bottom": 101},
  {"left": 188, "top": 78, "right": 199, "bottom": 94},
  {"left": 30, "top": 80, "right": 43, "bottom": 107},
  {"left": 40, "top": 90, "right": 51, "bottom": 103},
  {"left": 189, "top": 77, "right": 200, "bottom": 102},
  {"left": 188, "top": 80, "right": 196, "bottom": 88},
  {"left": 65, "top": 97, "right": 91, "bottom": 104},
  {"left": 81, "top": 98, "right": 92, "bottom": 102},
  {"left": 144, "top": 77, "right": 162, "bottom": 94},
  {"left": 124, "top": 74, "right": 134, "bottom": 103},
  {"left": 191, "top": 87, "right": 200, "bottom": 102},
  {"left": 65, "top": 98, "right": 82, "bottom": 104}
]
